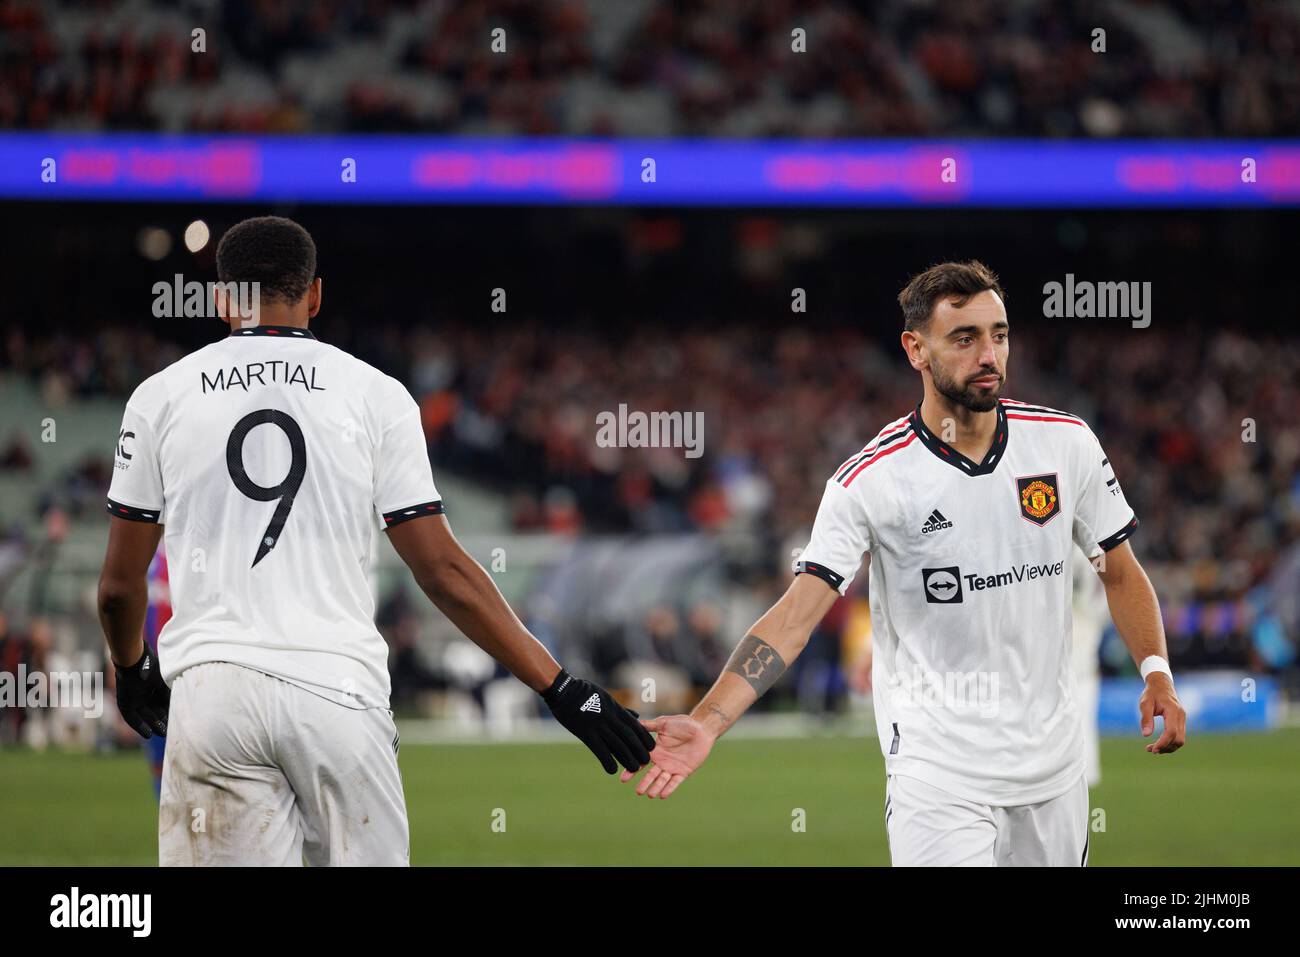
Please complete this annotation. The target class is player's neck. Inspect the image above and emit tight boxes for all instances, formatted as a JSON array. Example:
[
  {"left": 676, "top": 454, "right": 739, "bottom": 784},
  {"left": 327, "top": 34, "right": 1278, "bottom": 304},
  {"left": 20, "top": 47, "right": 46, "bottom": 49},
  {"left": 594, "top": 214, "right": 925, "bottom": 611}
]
[
  {"left": 225, "top": 312, "right": 310, "bottom": 334},
  {"left": 918, "top": 390, "right": 999, "bottom": 461}
]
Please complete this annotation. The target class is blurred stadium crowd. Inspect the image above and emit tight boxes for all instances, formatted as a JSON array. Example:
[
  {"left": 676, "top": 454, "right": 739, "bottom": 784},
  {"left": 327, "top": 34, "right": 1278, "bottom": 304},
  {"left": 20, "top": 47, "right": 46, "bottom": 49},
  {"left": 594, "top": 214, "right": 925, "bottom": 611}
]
[
  {"left": 2, "top": 0, "right": 1297, "bottom": 137},
  {"left": 3, "top": 318, "right": 1298, "bottom": 707}
]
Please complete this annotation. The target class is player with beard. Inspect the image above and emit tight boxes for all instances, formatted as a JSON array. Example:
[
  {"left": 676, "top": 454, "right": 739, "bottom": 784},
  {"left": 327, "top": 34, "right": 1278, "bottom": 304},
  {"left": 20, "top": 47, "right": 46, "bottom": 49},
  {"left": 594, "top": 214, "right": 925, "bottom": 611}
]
[{"left": 623, "top": 260, "right": 1186, "bottom": 867}]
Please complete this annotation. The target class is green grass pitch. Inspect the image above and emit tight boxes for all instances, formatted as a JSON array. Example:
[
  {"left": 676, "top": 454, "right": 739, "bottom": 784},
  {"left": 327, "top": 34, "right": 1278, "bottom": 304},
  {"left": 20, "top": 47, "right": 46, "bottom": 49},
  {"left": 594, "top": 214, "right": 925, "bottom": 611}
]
[{"left": 2, "top": 728, "right": 1297, "bottom": 865}]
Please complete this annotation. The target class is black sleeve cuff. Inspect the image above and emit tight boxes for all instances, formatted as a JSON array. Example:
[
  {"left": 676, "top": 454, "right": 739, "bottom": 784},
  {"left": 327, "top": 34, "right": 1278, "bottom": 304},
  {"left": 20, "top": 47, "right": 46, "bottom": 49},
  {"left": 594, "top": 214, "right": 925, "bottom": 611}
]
[
  {"left": 794, "top": 560, "right": 846, "bottom": 591},
  {"left": 1098, "top": 515, "right": 1139, "bottom": 552},
  {"left": 382, "top": 500, "right": 446, "bottom": 528},
  {"left": 106, "top": 498, "right": 161, "bottom": 523}
]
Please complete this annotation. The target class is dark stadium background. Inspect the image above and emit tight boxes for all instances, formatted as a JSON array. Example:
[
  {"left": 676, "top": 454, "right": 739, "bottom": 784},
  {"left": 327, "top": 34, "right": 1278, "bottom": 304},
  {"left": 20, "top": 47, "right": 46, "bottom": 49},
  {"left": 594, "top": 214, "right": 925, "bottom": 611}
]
[
  {"left": 0, "top": 0, "right": 1298, "bottom": 867},
  {"left": 5, "top": 202, "right": 1297, "bottom": 672}
]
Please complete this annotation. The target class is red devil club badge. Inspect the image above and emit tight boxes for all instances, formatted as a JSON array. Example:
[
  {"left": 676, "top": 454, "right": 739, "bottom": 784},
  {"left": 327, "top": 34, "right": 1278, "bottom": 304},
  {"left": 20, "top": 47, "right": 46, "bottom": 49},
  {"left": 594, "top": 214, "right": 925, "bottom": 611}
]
[{"left": 1016, "top": 473, "right": 1060, "bottom": 526}]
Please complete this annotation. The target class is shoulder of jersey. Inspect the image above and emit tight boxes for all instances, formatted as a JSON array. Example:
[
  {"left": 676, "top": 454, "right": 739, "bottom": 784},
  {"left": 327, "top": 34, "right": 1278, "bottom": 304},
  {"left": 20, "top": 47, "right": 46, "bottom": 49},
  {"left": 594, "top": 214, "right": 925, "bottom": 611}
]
[
  {"left": 313, "top": 340, "right": 384, "bottom": 378},
  {"left": 329, "top": 350, "right": 418, "bottom": 417},
  {"left": 999, "top": 398, "right": 1097, "bottom": 461},
  {"left": 126, "top": 342, "right": 226, "bottom": 410},
  {"left": 159, "top": 338, "right": 230, "bottom": 379},
  {"left": 998, "top": 398, "right": 1090, "bottom": 432},
  {"left": 830, "top": 411, "right": 918, "bottom": 488}
]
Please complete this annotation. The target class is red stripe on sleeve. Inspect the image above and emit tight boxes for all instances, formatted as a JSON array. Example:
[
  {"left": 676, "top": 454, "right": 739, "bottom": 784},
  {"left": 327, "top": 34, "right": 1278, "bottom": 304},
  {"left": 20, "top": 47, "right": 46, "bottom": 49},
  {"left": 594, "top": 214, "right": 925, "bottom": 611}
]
[
  {"left": 843, "top": 432, "right": 917, "bottom": 486},
  {"left": 1004, "top": 414, "right": 1085, "bottom": 426}
]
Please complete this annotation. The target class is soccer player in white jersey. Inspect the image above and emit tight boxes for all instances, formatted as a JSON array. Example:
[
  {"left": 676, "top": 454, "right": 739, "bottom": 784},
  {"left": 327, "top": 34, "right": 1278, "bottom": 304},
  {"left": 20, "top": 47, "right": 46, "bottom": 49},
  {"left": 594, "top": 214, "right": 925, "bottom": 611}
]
[
  {"left": 623, "top": 261, "right": 1187, "bottom": 866},
  {"left": 98, "top": 217, "right": 653, "bottom": 866}
]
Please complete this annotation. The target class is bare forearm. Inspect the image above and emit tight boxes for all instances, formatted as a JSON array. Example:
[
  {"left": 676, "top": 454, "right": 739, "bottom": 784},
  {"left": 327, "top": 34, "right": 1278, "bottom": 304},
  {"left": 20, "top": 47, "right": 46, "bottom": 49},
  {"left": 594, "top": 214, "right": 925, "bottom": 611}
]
[
  {"left": 690, "top": 618, "right": 811, "bottom": 739},
  {"left": 690, "top": 575, "right": 839, "bottom": 737},
  {"left": 1103, "top": 563, "right": 1168, "bottom": 667},
  {"left": 98, "top": 519, "right": 161, "bottom": 669},
  {"left": 416, "top": 555, "right": 560, "bottom": 693},
  {"left": 98, "top": 579, "right": 147, "bottom": 667}
]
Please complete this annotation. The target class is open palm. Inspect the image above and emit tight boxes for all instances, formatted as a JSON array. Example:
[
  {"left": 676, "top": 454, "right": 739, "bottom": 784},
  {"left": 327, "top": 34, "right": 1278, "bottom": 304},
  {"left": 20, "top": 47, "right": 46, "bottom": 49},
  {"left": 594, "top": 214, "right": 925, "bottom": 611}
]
[{"left": 619, "top": 714, "right": 715, "bottom": 799}]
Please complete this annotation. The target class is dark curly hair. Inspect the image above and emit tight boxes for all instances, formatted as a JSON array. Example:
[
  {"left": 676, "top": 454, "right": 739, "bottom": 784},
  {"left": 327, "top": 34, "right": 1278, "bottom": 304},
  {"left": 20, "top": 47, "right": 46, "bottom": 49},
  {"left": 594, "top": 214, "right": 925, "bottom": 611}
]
[{"left": 215, "top": 216, "right": 317, "bottom": 306}]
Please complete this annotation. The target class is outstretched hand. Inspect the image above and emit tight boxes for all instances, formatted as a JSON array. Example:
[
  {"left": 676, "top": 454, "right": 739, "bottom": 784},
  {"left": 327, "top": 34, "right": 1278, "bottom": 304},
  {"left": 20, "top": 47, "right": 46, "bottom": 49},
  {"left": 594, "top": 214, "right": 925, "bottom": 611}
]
[
  {"left": 541, "top": 671, "right": 655, "bottom": 773},
  {"left": 619, "top": 714, "right": 715, "bottom": 799}
]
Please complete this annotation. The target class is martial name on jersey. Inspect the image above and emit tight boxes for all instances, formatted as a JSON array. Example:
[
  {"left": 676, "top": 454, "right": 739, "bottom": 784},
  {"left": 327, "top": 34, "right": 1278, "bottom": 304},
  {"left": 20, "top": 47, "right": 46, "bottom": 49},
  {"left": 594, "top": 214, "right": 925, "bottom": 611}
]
[{"left": 200, "top": 361, "right": 326, "bottom": 394}]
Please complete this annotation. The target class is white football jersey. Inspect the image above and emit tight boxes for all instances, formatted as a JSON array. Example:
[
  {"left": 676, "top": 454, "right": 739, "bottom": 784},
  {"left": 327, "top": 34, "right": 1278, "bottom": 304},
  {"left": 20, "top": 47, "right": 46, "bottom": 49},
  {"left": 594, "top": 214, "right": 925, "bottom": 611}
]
[
  {"left": 796, "top": 398, "right": 1137, "bottom": 805},
  {"left": 107, "top": 326, "right": 441, "bottom": 710}
]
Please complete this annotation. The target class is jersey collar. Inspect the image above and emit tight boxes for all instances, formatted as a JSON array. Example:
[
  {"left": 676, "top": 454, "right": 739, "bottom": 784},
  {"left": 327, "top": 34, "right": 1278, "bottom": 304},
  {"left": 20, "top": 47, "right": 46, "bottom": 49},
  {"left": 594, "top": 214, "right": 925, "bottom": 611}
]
[
  {"left": 910, "top": 400, "right": 1009, "bottom": 477},
  {"left": 230, "top": 325, "right": 316, "bottom": 339}
]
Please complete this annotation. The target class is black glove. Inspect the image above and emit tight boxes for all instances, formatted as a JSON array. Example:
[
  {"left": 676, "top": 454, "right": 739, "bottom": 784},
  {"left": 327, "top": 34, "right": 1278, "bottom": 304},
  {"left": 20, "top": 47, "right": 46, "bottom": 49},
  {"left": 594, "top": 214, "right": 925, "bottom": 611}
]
[
  {"left": 542, "top": 670, "right": 655, "bottom": 774},
  {"left": 115, "top": 644, "right": 170, "bottom": 739}
]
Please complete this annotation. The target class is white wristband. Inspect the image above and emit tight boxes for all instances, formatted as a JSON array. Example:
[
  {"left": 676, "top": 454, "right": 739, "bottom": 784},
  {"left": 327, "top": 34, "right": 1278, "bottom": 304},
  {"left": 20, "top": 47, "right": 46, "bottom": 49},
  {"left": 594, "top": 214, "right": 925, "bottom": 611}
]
[{"left": 1139, "top": 655, "right": 1173, "bottom": 682}]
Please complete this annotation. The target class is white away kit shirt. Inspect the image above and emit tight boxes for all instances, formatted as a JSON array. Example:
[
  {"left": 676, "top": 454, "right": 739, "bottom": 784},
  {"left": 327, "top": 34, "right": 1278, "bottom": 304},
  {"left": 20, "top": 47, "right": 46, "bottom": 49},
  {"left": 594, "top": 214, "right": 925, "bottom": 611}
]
[
  {"left": 107, "top": 326, "right": 442, "bottom": 710},
  {"left": 796, "top": 399, "right": 1137, "bottom": 805}
]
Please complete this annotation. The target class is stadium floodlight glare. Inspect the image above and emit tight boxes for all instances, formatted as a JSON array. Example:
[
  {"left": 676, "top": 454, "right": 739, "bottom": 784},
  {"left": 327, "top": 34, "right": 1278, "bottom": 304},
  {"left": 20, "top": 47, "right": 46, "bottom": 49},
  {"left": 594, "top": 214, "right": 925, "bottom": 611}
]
[
  {"left": 135, "top": 226, "right": 171, "bottom": 261},
  {"left": 184, "top": 220, "right": 210, "bottom": 253}
]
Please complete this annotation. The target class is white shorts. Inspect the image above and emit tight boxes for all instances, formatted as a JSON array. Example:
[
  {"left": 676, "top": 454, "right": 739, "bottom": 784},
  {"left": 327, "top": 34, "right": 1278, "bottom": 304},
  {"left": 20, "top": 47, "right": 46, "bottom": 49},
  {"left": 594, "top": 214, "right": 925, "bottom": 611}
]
[
  {"left": 885, "top": 773, "right": 1090, "bottom": 867},
  {"left": 159, "top": 661, "right": 408, "bottom": 866}
]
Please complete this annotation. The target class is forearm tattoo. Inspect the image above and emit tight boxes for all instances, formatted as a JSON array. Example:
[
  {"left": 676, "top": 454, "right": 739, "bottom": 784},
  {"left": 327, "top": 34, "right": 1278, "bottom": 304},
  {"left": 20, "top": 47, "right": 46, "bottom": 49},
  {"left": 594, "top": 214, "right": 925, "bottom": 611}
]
[
  {"left": 705, "top": 702, "right": 735, "bottom": 732},
  {"left": 724, "top": 634, "right": 787, "bottom": 697}
]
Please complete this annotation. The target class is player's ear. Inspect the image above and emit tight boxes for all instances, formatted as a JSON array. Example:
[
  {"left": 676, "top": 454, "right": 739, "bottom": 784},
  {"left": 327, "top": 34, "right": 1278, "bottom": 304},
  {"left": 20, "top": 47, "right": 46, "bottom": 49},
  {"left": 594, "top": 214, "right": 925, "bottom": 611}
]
[
  {"left": 900, "top": 330, "right": 927, "bottom": 372},
  {"left": 306, "top": 277, "right": 323, "bottom": 318},
  {"left": 211, "top": 284, "right": 233, "bottom": 329}
]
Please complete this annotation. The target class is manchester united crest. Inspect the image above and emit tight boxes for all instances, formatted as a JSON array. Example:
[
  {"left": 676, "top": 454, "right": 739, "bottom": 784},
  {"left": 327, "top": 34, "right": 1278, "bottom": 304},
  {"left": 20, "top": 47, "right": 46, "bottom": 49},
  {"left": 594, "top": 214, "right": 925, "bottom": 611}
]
[{"left": 1016, "top": 473, "right": 1060, "bottom": 526}]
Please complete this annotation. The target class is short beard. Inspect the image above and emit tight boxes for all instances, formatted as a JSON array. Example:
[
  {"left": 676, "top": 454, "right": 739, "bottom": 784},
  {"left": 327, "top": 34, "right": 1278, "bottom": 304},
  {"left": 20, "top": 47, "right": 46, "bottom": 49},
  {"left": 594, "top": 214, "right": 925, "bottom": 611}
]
[{"left": 931, "top": 362, "right": 1001, "bottom": 413}]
